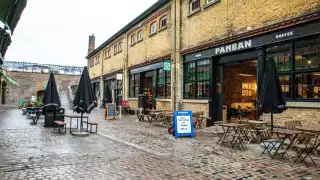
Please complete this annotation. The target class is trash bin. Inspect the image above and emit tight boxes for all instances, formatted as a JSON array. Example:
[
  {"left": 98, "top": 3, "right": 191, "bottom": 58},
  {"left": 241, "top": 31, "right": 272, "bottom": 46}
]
[
  {"left": 56, "top": 108, "right": 65, "bottom": 121},
  {"left": 138, "top": 94, "right": 147, "bottom": 110},
  {"left": 44, "top": 107, "right": 55, "bottom": 127},
  {"left": 117, "top": 94, "right": 122, "bottom": 112},
  {"left": 222, "top": 105, "right": 228, "bottom": 123}
]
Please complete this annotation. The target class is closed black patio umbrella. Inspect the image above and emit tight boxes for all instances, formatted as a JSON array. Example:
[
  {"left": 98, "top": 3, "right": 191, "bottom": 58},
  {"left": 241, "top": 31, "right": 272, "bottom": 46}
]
[
  {"left": 257, "top": 58, "right": 287, "bottom": 130},
  {"left": 42, "top": 72, "right": 61, "bottom": 108},
  {"left": 73, "top": 67, "right": 97, "bottom": 130},
  {"left": 103, "top": 83, "right": 112, "bottom": 107},
  {"left": 42, "top": 72, "right": 61, "bottom": 126}
]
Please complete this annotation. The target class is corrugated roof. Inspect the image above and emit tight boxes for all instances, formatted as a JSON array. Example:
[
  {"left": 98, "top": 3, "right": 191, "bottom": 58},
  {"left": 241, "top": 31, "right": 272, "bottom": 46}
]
[{"left": 85, "top": 0, "right": 169, "bottom": 59}]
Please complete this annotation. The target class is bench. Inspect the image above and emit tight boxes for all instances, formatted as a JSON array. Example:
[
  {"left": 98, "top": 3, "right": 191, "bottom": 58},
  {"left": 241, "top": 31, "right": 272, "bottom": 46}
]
[
  {"left": 82, "top": 120, "right": 98, "bottom": 133},
  {"left": 88, "top": 122, "right": 98, "bottom": 133},
  {"left": 22, "top": 108, "right": 27, "bottom": 115},
  {"left": 54, "top": 121, "right": 67, "bottom": 134},
  {"left": 30, "top": 114, "right": 38, "bottom": 124}
]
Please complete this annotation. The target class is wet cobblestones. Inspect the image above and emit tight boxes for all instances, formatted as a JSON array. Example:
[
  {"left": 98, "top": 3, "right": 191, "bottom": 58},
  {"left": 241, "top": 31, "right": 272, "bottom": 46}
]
[{"left": 0, "top": 106, "right": 320, "bottom": 179}]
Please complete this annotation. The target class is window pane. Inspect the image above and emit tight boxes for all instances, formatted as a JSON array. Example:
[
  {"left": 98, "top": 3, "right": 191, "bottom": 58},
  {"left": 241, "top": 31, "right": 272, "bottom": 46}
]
[
  {"left": 295, "top": 72, "right": 320, "bottom": 99},
  {"left": 156, "top": 84, "right": 165, "bottom": 97},
  {"left": 135, "top": 87, "right": 140, "bottom": 97},
  {"left": 134, "top": 74, "right": 140, "bottom": 85},
  {"left": 184, "top": 82, "right": 197, "bottom": 99},
  {"left": 166, "top": 83, "right": 171, "bottom": 98},
  {"left": 130, "top": 75, "right": 134, "bottom": 86},
  {"left": 197, "top": 59, "right": 210, "bottom": 80},
  {"left": 295, "top": 36, "right": 320, "bottom": 69},
  {"left": 157, "top": 69, "right": 165, "bottom": 85},
  {"left": 129, "top": 86, "right": 135, "bottom": 97},
  {"left": 184, "top": 62, "right": 196, "bottom": 81},
  {"left": 197, "top": 81, "right": 209, "bottom": 98},
  {"left": 266, "top": 43, "right": 292, "bottom": 71},
  {"left": 279, "top": 75, "right": 292, "bottom": 99}
]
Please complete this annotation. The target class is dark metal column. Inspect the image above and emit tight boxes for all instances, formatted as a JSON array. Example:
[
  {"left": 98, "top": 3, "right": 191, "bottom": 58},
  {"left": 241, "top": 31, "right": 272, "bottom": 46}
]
[{"left": 256, "top": 47, "right": 265, "bottom": 120}]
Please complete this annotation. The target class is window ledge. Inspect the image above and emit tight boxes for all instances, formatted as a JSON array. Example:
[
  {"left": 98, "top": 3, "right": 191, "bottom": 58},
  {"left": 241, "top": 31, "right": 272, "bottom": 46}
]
[
  {"left": 158, "top": 26, "right": 167, "bottom": 32},
  {"left": 156, "top": 98, "right": 171, "bottom": 102},
  {"left": 130, "top": 42, "right": 136, "bottom": 47},
  {"left": 118, "top": 50, "right": 122, "bottom": 53},
  {"left": 137, "top": 39, "right": 143, "bottom": 43},
  {"left": 182, "top": 99, "right": 208, "bottom": 104},
  {"left": 188, "top": 8, "right": 201, "bottom": 18},
  {"left": 149, "top": 32, "right": 157, "bottom": 37},
  {"left": 286, "top": 101, "right": 320, "bottom": 109},
  {"left": 203, "top": 0, "right": 221, "bottom": 10},
  {"left": 128, "top": 98, "right": 138, "bottom": 101}
]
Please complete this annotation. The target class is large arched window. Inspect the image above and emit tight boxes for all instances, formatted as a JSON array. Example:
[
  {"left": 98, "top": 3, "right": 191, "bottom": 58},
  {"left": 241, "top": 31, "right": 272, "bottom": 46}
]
[
  {"left": 150, "top": 22, "right": 157, "bottom": 35},
  {"left": 159, "top": 16, "right": 167, "bottom": 29}
]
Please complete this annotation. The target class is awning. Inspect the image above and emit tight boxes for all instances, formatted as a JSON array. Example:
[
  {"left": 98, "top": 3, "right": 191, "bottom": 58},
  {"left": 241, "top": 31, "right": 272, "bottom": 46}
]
[
  {"left": 0, "top": 72, "right": 18, "bottom": 85},
  {"left": 0, "top": 0, "right": 27, "bottom": 34}
]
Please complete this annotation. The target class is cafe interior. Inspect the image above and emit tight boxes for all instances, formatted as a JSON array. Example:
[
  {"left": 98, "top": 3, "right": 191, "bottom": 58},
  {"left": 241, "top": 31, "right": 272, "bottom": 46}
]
[{"left": 223, "top": 60, "right": 257, "bottom": 120}]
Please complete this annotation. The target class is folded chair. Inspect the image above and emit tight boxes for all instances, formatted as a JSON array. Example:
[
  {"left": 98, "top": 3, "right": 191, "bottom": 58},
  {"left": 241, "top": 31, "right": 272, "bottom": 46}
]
[
  {"left": 292, "top": 132, "right": 319, "bottom": 167},
  {"left": 231, "top": 126, "right": 248, "bottom": 150},
  {"left": 215, "top": 124, "right": 230, "bottom": 144},
  {"left": 260, "top": 130, "right": 285, "bottom": 156}
]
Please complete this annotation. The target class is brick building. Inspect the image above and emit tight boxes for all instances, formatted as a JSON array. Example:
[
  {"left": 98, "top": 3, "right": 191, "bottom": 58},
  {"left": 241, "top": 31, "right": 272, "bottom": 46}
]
[{"left": 86, "top": 0, "right": 320, "bottom": 126}]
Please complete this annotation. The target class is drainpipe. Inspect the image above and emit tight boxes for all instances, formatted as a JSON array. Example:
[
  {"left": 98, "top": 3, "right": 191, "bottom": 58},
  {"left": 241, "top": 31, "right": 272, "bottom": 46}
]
[{"left": 172, "top": 0, "right": 177, "bottom": 111}]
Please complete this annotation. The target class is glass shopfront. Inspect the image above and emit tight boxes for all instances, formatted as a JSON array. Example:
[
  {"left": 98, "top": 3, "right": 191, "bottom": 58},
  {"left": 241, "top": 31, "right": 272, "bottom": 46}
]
[
  {"left": 129, "top": 60, "right": 171, "bottom": 109},
  {"left": 104, "top": 74, "right": 122, "bottom": 105},
  {"left": 269, "top": 35, "right": 320, "bottom": 100}
]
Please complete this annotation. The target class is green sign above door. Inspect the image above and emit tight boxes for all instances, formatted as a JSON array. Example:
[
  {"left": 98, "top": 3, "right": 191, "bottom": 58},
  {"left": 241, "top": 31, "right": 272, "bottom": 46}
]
[{"left": 163, "top": 61, "right": 171, "bottom": 71}]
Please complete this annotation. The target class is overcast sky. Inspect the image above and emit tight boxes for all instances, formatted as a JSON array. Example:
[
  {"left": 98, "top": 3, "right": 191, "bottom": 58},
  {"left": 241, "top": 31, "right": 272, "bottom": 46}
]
[{"left": 5, "top": 0, "right": 158, "bottom": 66}]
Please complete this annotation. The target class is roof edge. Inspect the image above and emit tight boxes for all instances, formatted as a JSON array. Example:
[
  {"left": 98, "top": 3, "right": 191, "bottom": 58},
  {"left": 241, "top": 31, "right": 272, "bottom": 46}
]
[{"left": 85, "top": 0, "right": 169, "bottom": 59}]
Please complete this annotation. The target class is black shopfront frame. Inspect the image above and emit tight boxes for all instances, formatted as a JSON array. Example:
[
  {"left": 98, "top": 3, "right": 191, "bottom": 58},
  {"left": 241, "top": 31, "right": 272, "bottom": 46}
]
[{"left": 183, "top": 20, "right": 320, "bottom": 123}]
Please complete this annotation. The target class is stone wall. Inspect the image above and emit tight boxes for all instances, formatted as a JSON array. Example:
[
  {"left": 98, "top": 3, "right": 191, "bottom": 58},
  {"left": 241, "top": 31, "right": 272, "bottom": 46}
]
[
  {"left": 156, "top": 100, "right": 171, "bottom": 110},
  {"left": 182, "top": 101, "right": 209, "bottom": 116},
  {"left": 260, "top": 107, "right": 320, "bottom": 127},
  {"left": 4, "top": 71, "right": 80, "bottom": 105},
  {"left": 127, "top": 99, "right": 138, "bottom": 109}
]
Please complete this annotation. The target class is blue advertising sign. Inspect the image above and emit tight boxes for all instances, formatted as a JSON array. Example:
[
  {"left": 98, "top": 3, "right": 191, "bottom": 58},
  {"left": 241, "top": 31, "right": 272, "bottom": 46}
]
[{"left": 174, "top": 111, "right": 194, "bottom": 139}]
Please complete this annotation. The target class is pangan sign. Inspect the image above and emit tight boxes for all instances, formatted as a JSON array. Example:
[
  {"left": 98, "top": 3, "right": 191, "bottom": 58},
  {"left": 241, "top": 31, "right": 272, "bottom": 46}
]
[{"left": 215, "top": 40, "right": 252, "bottom": 55}]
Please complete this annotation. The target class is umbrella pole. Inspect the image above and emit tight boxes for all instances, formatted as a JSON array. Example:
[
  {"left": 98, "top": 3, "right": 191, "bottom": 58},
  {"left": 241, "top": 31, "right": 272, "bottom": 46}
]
[
  {"left": 80, "top": 112, "right": 83, "bottom": 132},
  {"left": 271, "top": 113, "right": 274, "bottom": 131}
]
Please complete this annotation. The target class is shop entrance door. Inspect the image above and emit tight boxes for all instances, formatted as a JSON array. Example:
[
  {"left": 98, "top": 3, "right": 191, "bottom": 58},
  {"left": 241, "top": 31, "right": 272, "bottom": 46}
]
[
  {"left": 143, "top": 71, "right": 155, "bottom": 109},
  {"left": 221, "top": 60, "right": 257, "bottom": 120}
]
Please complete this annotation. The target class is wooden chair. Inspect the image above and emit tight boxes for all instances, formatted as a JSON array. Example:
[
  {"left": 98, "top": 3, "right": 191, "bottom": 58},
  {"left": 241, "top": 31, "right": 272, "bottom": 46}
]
[
  {"left": 193, "top": 111, "right": 204, "bottom": 128},
  {"left": 292, "top": 132, "right": 319, "bottom": 167}
]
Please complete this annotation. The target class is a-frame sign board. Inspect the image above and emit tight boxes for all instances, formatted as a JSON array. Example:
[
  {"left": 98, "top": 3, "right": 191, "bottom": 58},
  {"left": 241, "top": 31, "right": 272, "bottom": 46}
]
[{"left": 105, "top": 103, "right": 117, "bottom": 120}]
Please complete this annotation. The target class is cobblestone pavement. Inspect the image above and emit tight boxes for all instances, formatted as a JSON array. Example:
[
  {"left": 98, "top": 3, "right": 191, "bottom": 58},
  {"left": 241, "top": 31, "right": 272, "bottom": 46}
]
[{"left": 0, "top": 106, "right": 320, "bottom": 179}]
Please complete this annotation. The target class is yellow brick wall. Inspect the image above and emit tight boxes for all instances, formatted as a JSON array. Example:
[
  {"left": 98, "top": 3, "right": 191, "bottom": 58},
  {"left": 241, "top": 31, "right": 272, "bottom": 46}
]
[
  {"left": 88, "top": 53, "right": 102, "bottom": 79},
  {"left": 182, "top": 102, "right": 209, "bottom": 117},
  {"left": 181, "top": 0, "right": 320, "bottom": 50},
  {"left": 127, "top": 99, "right": 138, "bottom": 109},
  {"left": 128, "top": 4, "right": 172, "bottom": 67},
  {"left": 156, "top": 100, "right": 171, "bottom": 110},
  {"left": 102, "top": 38, "right": 125, "bottom": 75}
]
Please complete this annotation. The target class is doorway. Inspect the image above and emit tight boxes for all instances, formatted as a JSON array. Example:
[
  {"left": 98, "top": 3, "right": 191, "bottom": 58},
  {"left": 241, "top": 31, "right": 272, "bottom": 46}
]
[
  {"left": 142, "top": 71, "right": 155, "bottom": 109},
  {"left": 222, "top": 60, "right": 257, "bottom": 120}
]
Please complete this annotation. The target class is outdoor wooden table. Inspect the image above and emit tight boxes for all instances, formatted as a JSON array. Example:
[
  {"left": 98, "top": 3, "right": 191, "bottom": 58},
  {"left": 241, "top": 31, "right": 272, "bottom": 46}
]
[
  {"left": 26, "top": 107, "right": 43, "bottom": 124},
  {"left": 218, "top": 123, "right": 248, "bottom": 147},
  {"left": 270, "top": 128, "right": 301, "bottom": 162},
  {"left": 147, "top": 112, "right": 161, "bottom": 123},
  {"left": 245, "top": 121, "right": 269, "bottom": 144},
  {"left": 296, "top": 125, "right": 320, "bottom": 134},
  {"left": 31, "top": 109, "right": 42, "bottom": 124},
  {"left": 64, "top": 114, "right": 89, "bottom": 133}
]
